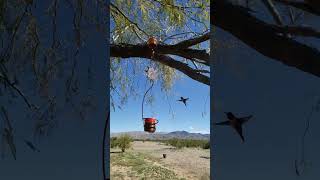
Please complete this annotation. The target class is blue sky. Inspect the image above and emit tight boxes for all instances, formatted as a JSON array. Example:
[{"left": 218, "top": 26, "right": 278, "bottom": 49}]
[{"left": 111, "top": 68, "right": 210, "bottom": 133}]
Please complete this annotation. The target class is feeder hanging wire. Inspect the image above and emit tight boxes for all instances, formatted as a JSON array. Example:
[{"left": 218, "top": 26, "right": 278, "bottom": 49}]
[{"left": 142, "top": 80, "right": 154, "bottom": 120}]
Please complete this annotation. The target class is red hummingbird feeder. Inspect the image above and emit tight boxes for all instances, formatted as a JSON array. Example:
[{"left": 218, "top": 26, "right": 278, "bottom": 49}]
[{"left": 143, "top": 117, "right": 158, "bottom": 133}]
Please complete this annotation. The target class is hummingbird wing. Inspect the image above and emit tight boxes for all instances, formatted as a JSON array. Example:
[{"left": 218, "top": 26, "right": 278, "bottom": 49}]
[
  {"left": 215, "top": 121, "right": 231, "bottom": 126},
  {"left": 239, "top": 115, "right": 253, "bottom": 124}
]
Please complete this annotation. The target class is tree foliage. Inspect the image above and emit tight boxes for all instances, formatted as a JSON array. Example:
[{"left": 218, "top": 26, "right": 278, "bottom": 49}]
[
  {"left": 110, "top": 0, "right": 210, "bottom": 110},
  {"left": 165, "top": 138, "right": 210, "bottom": 149},
  {"left": 116, "top": 134, "right": 133, "bottom": 152},
  {"left": 110, "top": 137, "right": 118, "bottom": 148}
]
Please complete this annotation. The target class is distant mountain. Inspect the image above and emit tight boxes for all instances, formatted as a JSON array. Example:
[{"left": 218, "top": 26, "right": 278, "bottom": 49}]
[{"left": 111, "top": 131, "right": 210, "bottom": 140}]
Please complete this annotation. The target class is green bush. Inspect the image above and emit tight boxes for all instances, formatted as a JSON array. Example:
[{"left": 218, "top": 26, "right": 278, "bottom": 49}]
[
  {"left": 116, "top": 134, "right": 133, "bottom": 152},
  {"left": 202, "top": 141, "right": 210, "bottom": 149},
  {"left": 165, "top": 138, "right": 210, "bottom": 149},
  {"left": 110, "top": 137, "right": 118, "bottom": 148}
]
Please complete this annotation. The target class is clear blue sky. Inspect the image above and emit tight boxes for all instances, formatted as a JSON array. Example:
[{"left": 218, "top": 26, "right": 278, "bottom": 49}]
[{"left": 111, "top": 68, "right": 210, "bottom": 133}]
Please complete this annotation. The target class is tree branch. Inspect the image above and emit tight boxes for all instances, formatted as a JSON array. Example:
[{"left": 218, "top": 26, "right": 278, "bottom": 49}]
[
  {"left": 272, "top": 25, "right": 320, "bottom": 38},
  {"left": 0, "top": 72, "right": 33, "bottom": 108},
  {"left": 153, "top": 54, "right": 210, "bottom": 85},
  {"left": 172, "top": 32, "right": 210, "bottom": 49},
  {"left": 111, "top": 43, "right": 209, "bottom": 65},
  {"left": 110, "top": 44, "right": 210, "bottom": 85},
  {"left": 110, "top": 3, "right": 149, "bottom": 38},
  {"left": 262, "top": 0, "right": 284, "bottom": 25},
  {"left": 212, "top": 1, "right": 320, "bottom": 78},
  {"left": 274, "top": 0, "right": 320, "bottom": 16}
]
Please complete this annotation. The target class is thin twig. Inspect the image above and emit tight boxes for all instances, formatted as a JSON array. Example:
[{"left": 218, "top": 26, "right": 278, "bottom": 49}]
[
  {"left": 262, "top": 0, "right": 284, "bottom": 25},
  {"left": 110, "top": 3, "right": 149, "bottom": 37}
]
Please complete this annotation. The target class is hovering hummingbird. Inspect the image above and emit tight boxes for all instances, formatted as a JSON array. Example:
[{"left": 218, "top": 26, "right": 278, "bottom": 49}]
[
  {"left": 145, "top": 66, "right": 150, "bottom": 73},
  {"left": 24, "top": 140, "right": 40, "bottom": 152},
  {"left": 215, "top": 112, "right": 252, "bottom": 143},
  {"left": 177, "top": 97, "right": 189, "bottom": 106}
]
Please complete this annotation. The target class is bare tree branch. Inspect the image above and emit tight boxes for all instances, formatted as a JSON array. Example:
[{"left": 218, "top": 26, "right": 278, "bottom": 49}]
[
  {"left": 212, "top": 0, "right": 320, "bottom": 78},
  {"left": 262, "top": 0, "right": 284, "bottom": 25},
  {"left": 153, "top": 54, "right": 210, "bottom": 85},
  {"left": 0, "top": 71, "right": 33, "bottom": 108},
  {"left": 272, "top": 25, "right": 320, "bottom": 38},
  {"left": 172, "top": 32, "right": 210, "bottom": 49},
  {"left": 274, "top": 0, "right": 320, "bottom": 16}
]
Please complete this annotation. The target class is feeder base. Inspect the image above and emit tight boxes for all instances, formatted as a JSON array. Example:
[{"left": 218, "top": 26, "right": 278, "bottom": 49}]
[{"left": 144, "top": 126, "right": 156, "bottom": 133}]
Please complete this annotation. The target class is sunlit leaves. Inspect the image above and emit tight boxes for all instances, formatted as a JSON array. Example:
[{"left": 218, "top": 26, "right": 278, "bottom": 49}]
[
  {"left": 110, "top": 0, "right": 209, "bottom": 43},
  {"left": 157, "top": 62, "right": 177, "bottom": 92}
]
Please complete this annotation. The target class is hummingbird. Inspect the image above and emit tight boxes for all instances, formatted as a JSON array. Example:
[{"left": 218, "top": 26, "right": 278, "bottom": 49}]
[
  {"left": 145, "top": 66, "right": 150, "bottom": 73},
  {"left": 177, "top": 97, "right": 189, "bottom": 106},
  {"left": 215, "top": 112, "right": 252, "bottom": 143}
]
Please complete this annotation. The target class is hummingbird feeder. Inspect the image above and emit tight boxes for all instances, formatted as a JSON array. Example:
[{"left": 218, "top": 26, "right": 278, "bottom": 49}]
[
  {"left": 147, "top": 37, "right": 158, "bottom": 49},
  {"left": 143, "top": 117, "right": 158, "bottom": 133},
  {"left": 147, "top": 37, "right": 158, "bottom": 59},
  {"left": 142, "top": 66, "right": 159, "bottom": 133}
]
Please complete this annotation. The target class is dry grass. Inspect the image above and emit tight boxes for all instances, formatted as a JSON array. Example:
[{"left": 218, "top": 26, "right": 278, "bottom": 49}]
[{"left": 111, "top": 141, "right": 210, "bottom": 180}]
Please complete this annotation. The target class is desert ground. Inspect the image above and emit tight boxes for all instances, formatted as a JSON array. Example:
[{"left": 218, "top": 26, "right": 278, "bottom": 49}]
[{"left": 110, "top": 141, "right": 210, "bottom": 180}]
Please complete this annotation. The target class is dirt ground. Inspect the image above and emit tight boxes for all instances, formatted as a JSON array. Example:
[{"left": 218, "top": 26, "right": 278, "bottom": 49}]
[{"left": 110, "top": 141, "right": 210, "bottom": 180}]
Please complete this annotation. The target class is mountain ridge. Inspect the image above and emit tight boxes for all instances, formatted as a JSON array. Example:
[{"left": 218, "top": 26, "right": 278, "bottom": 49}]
[{"left": 111, "top": 130, "right": 210, "bottom": 140}]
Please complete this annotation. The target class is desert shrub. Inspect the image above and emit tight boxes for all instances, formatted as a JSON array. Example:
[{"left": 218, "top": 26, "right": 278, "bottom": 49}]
[
  {"left": 165, "top": 138, "right": 210, "bottom": 149},
  {"left": 202, "top": 141, "right": 210, "bottom": 149},
  {"left": 117, "top": 134, "right": 133, "bottom": 152},
  {"left": 110, "top": 137, "right": 118, "bottom": 148}
]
